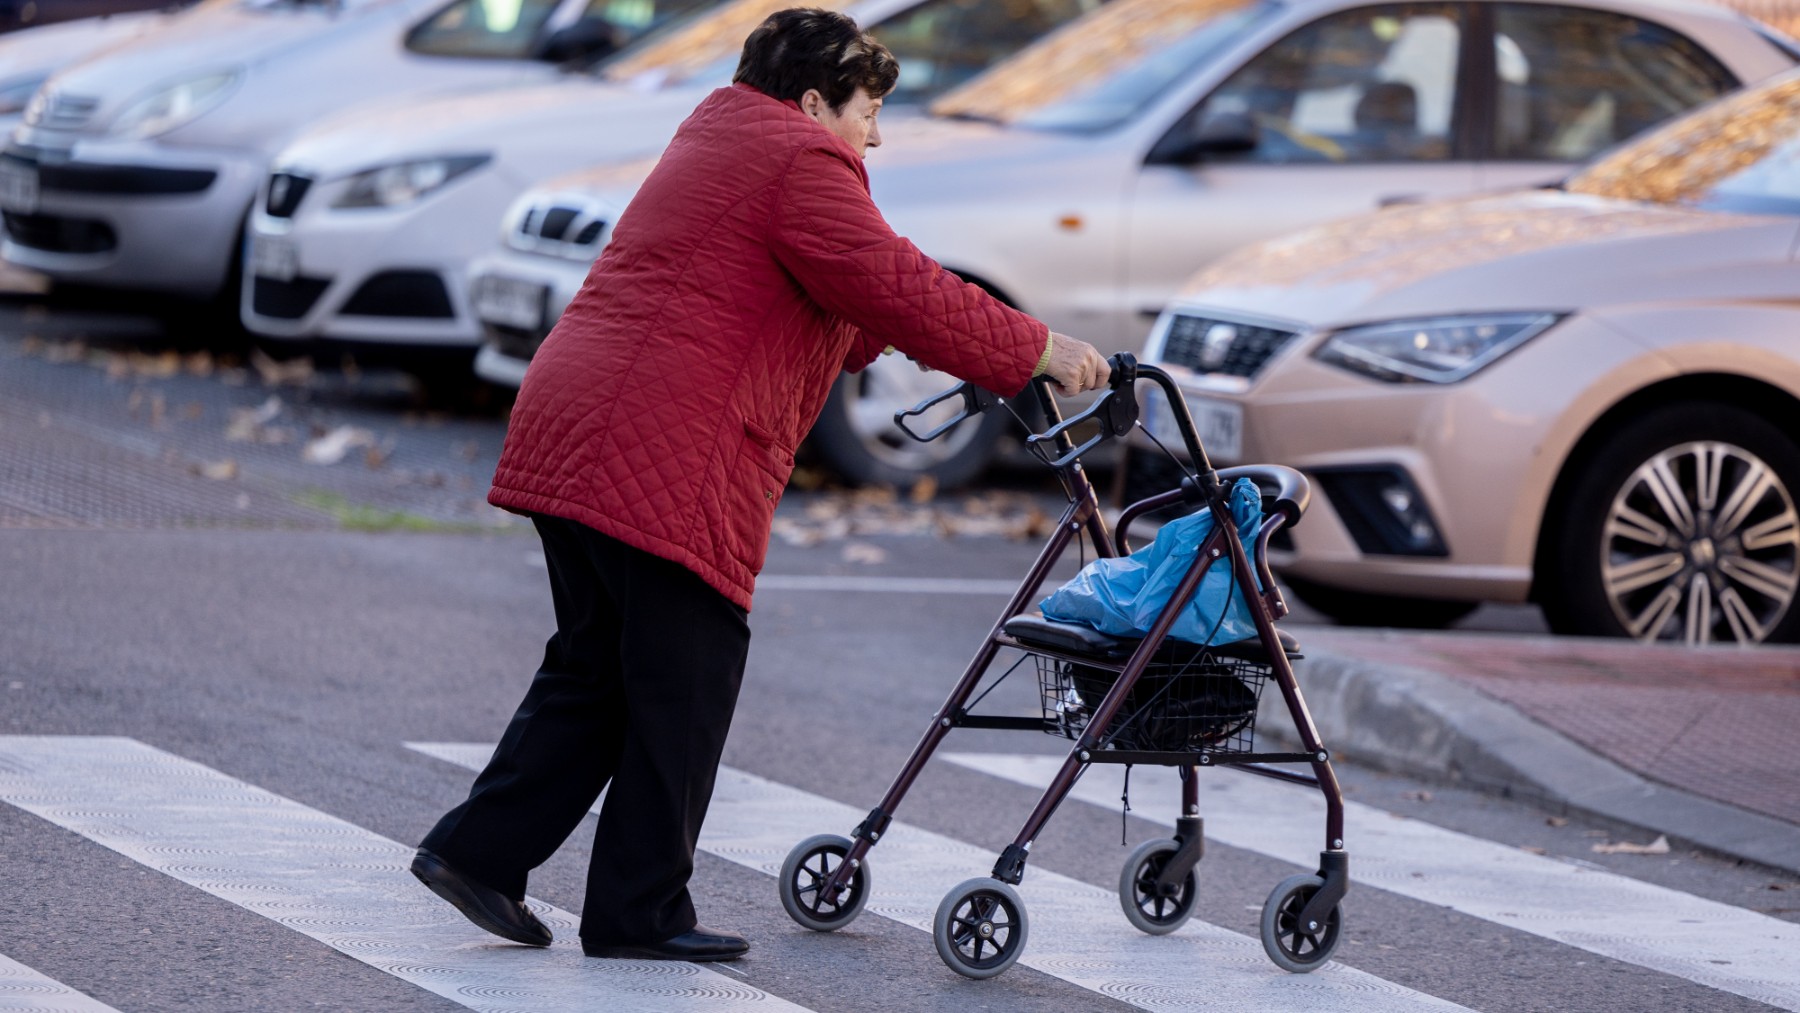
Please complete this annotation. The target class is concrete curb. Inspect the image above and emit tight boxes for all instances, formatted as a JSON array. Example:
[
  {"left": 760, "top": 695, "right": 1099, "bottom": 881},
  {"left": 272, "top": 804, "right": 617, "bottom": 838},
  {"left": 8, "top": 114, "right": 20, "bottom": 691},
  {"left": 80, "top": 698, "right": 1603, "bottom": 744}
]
[{"left": 1257, "top": 648, "right": 1800, "bottom": 877}]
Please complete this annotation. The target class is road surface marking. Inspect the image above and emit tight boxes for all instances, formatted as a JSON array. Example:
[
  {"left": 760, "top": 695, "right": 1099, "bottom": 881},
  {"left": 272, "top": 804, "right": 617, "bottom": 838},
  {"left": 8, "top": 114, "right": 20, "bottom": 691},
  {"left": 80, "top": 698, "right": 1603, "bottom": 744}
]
[
  {"left": 415, "top": 742, "right": 1465, "bottom": 1012},
  {"left": 951, "top": 752, "right": 1800, "bottom": 1012},
  {"left": 0, "top": 954, "right": 121, "bottom": 1012},
  {"left": 756, "top": 575, "right": 1019, "bottom": 595},
  {"left": 0, "top": 736, "right": 811, "bottom": 1013}
]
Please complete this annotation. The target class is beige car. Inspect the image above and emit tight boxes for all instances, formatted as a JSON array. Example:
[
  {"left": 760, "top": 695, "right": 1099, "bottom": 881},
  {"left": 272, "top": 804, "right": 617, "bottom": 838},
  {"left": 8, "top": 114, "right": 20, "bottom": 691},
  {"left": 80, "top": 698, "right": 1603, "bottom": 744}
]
[{"left": 1133, "top": 69, "right": 1800, "bottom": 644}]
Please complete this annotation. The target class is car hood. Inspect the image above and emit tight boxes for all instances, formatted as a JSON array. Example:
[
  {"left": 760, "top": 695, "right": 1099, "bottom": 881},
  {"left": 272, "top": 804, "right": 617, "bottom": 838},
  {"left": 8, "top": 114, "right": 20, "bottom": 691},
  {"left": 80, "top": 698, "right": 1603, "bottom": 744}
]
[
  {"left": 38, "top": 0, "right": 420, "bottom": 123},
  {"left": 277, "top": 76, "right": 710, "bottom": 179},
  {"left": 0, "top": 10, "right": 172, "bottom": 83},
  {"left": 867, "top": 116, "right": 1099, "bottom": 201},
  {"left": 522, "top": 153, "right": 665, "bottom": 208},
  {"left": 1174, "top": 190, "right": 1800, "bottom": 327}
]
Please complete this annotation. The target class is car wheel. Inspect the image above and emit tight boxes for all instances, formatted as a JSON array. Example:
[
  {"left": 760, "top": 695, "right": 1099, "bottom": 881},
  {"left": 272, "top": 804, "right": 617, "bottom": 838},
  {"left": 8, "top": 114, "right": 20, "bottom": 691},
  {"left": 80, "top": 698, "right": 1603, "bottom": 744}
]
[
  {"left": 1282, "top": 575, "right": 1480, "bottom": 629},
  {"left": 1543, "top": 402, "right": 1800, "bottom": 644},
  {"left": 808, "top": 357, "right": 1010, "bottom": 488}
]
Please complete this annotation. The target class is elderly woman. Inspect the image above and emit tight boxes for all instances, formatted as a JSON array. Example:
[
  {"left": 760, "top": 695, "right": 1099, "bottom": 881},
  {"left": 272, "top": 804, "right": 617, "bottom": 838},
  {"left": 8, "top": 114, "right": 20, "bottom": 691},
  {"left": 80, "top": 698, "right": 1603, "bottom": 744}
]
[{"left": 410, "top": 7, "right": 1110, "bottom": 963}]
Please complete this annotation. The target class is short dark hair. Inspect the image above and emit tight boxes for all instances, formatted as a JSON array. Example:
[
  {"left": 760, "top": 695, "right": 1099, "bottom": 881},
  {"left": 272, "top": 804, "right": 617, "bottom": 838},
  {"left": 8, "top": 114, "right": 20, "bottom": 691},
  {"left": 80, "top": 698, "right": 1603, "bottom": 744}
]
[{"left": 733, "top": 8, "right": 898, "bottom": 112}]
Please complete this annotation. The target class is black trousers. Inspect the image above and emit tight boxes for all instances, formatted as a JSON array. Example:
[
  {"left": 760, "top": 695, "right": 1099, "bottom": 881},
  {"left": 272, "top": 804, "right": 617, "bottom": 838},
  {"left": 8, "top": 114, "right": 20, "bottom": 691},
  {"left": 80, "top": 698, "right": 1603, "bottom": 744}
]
[{"left": 421, "top": 515, "right": 751, "bottom": 945}]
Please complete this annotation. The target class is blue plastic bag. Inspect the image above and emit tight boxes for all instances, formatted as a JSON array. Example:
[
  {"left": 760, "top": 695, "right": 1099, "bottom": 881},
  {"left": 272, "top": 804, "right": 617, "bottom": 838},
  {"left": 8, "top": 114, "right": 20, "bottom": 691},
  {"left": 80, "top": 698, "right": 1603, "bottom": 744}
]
[{"left": 1040, "top": 478, "right": 1263, "bottom": 646}]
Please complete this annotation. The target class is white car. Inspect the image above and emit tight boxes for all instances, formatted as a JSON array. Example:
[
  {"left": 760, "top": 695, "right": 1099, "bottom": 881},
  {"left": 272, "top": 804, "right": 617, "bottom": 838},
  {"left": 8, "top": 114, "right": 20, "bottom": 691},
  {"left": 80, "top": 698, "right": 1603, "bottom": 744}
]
[
  {"left": 0, "top": 0, "right": 663, "bottom": 302},
  {"left": 0, "top": 8, "right": 184, "bottom": 139},
  {"left": 1132, "top": 68, "right": 1800, "bottom": 644},
  {"left": 469, "top": 0, "right": 1798, "bottom": 486},
  {"left": 239, "top": 0, "right": 1100, "bottom": 359}
]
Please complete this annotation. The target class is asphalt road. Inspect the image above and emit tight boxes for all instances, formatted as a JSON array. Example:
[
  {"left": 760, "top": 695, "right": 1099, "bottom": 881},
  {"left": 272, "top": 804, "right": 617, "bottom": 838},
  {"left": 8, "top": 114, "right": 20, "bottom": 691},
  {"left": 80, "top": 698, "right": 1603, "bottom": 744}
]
[{"left": 2, "top": 296, "right": 1794, "bottom": 1012}]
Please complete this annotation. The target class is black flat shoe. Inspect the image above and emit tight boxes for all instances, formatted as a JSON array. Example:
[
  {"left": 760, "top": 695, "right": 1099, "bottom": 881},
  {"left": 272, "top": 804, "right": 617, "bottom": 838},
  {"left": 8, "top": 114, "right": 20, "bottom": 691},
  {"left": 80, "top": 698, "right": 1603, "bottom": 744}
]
[
  {"left": 410, "top": 848, "right": 552, "bottom": 947},
  {"left": 582, "top": 926, "right": 749, "bottom": 962}
]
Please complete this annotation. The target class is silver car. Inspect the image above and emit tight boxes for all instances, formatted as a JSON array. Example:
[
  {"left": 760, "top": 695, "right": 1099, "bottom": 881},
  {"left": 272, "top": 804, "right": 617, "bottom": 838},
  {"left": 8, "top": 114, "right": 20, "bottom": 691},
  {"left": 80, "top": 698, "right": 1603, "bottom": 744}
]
[
  {"left": 0, "top": 0, "right": 677, "bottom": 302},
  {"left": 1135, "top": 68, "right": 1800, "bottom": 644}
]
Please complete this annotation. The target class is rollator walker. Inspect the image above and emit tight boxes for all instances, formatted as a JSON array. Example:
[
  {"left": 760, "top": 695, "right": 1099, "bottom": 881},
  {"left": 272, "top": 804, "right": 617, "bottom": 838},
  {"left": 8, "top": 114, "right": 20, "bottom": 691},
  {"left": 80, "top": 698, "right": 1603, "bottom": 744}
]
[{"left": 777, "top": 354, "right": 1349, "bottom": 979}]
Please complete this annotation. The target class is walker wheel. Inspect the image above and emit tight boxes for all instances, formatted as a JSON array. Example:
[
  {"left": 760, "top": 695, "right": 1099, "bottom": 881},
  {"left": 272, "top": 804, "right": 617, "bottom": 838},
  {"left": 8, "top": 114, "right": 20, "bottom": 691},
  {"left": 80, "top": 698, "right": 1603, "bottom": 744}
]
[
  {"left": 1259, "top": 873, "right": 1342, "bottom": 972},
  {"left": 1119, "top": 838, "right": 1197, "bottom": 935},
  {"left": 778, "top": 834, "right": 870, "bottom": 932},
  {"left": 933, "top": 877, "right": 1028, "bottom": 979}
]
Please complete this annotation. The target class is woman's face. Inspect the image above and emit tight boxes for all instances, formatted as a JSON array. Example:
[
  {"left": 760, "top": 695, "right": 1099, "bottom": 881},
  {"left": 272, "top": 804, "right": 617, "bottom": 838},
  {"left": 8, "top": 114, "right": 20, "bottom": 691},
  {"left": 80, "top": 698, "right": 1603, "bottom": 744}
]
[{"left": 802, "top": 87, "right": 883, "bottom": 158}]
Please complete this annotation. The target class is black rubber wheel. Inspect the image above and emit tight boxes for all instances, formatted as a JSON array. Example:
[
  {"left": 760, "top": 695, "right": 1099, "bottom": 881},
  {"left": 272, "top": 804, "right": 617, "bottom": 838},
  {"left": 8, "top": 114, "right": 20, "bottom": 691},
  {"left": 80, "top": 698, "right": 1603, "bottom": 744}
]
[
  {"left": 808, "top": 364, "right": 1010, "bottom": 489},
  {"left": 778, "top": 834, "right": 870, "bottom": 932},
  {"left": 1540, "top": 402, "right": 1800, "bottom": 644},
  {"left": 1118, "top": 838, "right": 1197, "bottom": 935},
  {"left": 1259, "top": 873, "right": 1342, "bottom": 973},
  {"left": 933, "top": 877, "right": 1028, "bottom": 980},
  {"left": 1283, "top": 575, "right": 1479, "bottom": 629}
]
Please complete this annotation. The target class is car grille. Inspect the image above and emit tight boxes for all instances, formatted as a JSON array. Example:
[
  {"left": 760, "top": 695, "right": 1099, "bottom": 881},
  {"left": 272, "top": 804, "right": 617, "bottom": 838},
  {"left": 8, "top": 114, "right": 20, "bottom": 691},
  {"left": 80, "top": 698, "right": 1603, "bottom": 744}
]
[
  {"left": 2, "top": 211, "right": 115, "bottom": 254},
  {"left": 31, "top": 92, "right": 100, "bottom": 132},
  {"left": 265, "top": 173, "right": 312, "bottom": 218},
  {"left": 508, "top": 196, "right": 609, "bottom": 259},
  {"left": 1159, "top": 313, "right": 1299, "bottom": 380}
]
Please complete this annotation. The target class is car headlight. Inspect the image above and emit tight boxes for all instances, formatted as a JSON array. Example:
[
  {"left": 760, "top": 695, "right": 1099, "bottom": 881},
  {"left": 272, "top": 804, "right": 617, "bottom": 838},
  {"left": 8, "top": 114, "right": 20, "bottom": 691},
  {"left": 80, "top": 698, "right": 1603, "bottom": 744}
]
[
  {"left": 0, "top": 76, "right": 46, "bottom": 117},
  {"left": 109, "top": 71, "right": 240, "bottom": 139},
  {"left": 1312, "top": 312, "right": 1564, "bottom": 384},
  {"left": 332, "top": 155, "right": 491, "bottom": 209}
]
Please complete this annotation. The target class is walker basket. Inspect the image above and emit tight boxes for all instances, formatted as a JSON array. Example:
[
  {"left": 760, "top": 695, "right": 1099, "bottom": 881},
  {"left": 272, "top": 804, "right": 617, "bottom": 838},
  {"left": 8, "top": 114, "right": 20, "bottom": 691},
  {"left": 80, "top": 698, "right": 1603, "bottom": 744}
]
[{"left": 1038, "top": 644, "right": 1268, "bottom": 754}]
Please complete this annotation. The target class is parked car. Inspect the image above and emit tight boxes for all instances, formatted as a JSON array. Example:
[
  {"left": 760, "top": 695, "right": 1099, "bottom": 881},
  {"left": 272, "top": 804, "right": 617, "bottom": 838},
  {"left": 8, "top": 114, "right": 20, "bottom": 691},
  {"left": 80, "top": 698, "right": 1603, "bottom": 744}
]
[
  {"left": 0, "top": 0, "right": 671, "bottom": 303},
  {"left": 0, "top": 7, "right": 186, "bottom": 138},
  {"left": 1131, "top": 68, "right": 1800, "bottom": 644},
  {"left": 468, "top": 0, "right": 1799, "bottom": 487},
  {"left": 240, "top": 0, "right": 1096, "bottom": 367},
  {"left": 0, "top": 0, "right": 186, "bottom": 33}
]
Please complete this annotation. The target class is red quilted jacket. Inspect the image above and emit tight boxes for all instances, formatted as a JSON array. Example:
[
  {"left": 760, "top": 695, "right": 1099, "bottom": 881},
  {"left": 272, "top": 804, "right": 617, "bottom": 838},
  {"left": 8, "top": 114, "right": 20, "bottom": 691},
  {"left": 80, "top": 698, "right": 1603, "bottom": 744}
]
[{"left": 490, "top": 84, "right": 1048, "bottom": 610}]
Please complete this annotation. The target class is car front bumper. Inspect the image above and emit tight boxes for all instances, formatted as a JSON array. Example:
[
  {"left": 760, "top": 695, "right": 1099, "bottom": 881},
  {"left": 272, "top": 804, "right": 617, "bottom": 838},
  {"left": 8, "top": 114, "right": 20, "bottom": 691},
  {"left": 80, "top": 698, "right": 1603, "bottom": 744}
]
[
  {"left": 0, "top": 134, "right": 260, "bottom": 298},
  {"left": 465, "top": 246, "right": 587, "bottom": 388}
]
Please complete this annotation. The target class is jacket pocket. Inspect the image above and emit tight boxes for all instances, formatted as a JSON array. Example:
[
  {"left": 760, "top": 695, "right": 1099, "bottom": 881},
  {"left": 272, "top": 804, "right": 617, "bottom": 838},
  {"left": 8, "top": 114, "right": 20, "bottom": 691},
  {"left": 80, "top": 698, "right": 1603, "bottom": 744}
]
[{"left": 731, "top": 418, "right": 795, "bottom": 575}]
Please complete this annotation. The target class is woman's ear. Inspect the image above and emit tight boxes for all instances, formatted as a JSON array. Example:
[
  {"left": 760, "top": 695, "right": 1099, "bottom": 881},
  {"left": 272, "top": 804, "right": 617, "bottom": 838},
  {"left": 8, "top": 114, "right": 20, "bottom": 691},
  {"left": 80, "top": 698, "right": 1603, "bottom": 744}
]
[{"left": 799, "top": 88, "right": 825, "bottom": 121}]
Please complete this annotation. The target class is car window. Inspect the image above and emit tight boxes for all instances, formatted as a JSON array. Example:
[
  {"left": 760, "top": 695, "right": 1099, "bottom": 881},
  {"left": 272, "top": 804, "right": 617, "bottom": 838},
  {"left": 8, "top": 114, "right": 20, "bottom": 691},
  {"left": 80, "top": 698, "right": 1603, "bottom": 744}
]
[
  {"left": 1567, "top": 71, "right": 1800, "bottom": 215},
  {"left": 598, "top": 0, "right": 848, "bottom": 85},
  {"left": 1492, "top": 5, "right": 1737, "bottom": 162},
  {"left": 928, "top": 0, "right": 1273, "bottom": 131},
  {"left": 1197, "top": 3, "right": 1461, "bottom": 163},
  {"left": 874, "top": 0, "right": 1105, "bottom": 103},
  {"left": 408, "top": 0, "right": 570, "bottom": 57}
]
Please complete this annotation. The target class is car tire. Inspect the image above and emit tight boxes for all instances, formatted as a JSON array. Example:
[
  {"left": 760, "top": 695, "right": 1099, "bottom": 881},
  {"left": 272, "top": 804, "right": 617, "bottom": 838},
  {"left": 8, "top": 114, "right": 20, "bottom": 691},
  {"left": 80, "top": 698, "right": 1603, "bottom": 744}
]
[
  {"left": 1282, "top": 575, "right": 1479, "bottom": 629},
  {"left": 1540, "top": 402, "right": 1800, "bottom": 644},
  {"left": 809, "top": 358, "right": 1011, "bottom": 489}
]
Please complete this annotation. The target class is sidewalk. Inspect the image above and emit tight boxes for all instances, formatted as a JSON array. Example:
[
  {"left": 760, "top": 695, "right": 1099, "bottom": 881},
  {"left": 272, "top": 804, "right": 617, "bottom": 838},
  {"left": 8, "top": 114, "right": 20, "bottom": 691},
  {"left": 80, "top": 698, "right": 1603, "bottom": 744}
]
[{"left": 1266, "top": 626, "right": 1800, "bottom": 875}]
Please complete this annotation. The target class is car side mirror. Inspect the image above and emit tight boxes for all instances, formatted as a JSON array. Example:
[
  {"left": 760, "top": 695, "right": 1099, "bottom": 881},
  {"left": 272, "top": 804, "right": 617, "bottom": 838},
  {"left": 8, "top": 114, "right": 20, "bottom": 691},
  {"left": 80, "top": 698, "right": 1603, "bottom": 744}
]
[
  {"left": 537, "top": 20, "right": 620, "bottom": 65},
  {"left": 1146, "top": 112, "right": 1260, "bottom": 166}
]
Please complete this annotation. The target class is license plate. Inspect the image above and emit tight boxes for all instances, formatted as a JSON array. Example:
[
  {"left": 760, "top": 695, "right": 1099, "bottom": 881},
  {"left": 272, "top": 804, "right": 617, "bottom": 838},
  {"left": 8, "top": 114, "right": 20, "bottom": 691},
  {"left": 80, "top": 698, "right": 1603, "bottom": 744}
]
[
  {"left": 1145, "top": 388, "right": 1244, "bottom": 462},
  {"left": 0, "top": 160, "right": 38, "bottom": 214},
  {"left": 248, "top": 233, "right": 298, "bottom": 282},
  {"left": 472, "top": 275, "right": 548, "bottom": 331}
]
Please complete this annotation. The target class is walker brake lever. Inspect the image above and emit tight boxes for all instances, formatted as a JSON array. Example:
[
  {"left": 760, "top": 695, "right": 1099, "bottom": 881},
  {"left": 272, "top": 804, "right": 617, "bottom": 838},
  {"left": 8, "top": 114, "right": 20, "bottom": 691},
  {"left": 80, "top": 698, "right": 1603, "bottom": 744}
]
[
  {"left": 1026, "top": 353, "right": 1140, "bottom": 468},
  {"left": 893, "top": 381, "right": 999, "bottom": 443}
]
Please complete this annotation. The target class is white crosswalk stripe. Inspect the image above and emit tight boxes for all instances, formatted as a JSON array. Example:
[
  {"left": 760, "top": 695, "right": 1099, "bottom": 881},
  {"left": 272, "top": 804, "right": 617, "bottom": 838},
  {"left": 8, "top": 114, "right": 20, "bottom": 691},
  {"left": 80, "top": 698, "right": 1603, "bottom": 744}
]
[
  {"left": 0, "top": 954, "right": 121, "bottom": 1012},
  {"left": 952, "top": 752, "right": 1800, "bottom": 1012},
  {"left": 413, "top": 742, "right": 1467, "bottom": 1012},
  {"left": 0, "top": 736, "right": 811, "bottom": 1013}
]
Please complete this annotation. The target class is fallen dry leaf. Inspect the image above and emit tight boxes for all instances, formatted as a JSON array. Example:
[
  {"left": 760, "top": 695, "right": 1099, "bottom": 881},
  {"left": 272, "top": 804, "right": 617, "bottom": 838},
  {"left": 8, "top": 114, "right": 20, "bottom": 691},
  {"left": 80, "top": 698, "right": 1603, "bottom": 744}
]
[
  {"left": 192, "top": 459, "right": 238, "bottom": 481},
  {"left": 1591, "top": 835, "right": 1670, "bottom": 855},
  {"left": 842, "top": 542, "right": 888, "bottom": 565},
  {"left": 250, "top": 347, "right": 315, "bottom": 387},
  {"left": 225, "top": 396, "right": 284, "bottom": 442},
  {"left": 184, "top": 351, "right": 214, "bottom": 376},
  {"left": 909, "top": 475, "right": 939, "bottom": 504},
  {"left": 1519, "top": 846, "right": 1548, "bottom": 856},
  {"left": 1546, "top": 816, "right": 1569, "bottom": 828},
  {"left": 302, "top": 426, "right": 375, "bottom": 465}
]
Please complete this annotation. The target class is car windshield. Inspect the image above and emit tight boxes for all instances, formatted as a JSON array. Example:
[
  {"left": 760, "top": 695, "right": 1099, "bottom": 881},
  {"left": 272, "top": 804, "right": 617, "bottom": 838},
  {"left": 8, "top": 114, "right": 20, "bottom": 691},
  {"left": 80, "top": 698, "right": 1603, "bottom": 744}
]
[
  {"left": 595, "top": 0, "right": 846, "bottom": 86},
  {"left": 405, "top": 0, "right": 719, "bottom": 60},
  {"left": 1566, "top": 72, "right": 1800, "bottom": 216},
  {"left": 928, "top": 0, "right": 1272, "bottom": 132}
]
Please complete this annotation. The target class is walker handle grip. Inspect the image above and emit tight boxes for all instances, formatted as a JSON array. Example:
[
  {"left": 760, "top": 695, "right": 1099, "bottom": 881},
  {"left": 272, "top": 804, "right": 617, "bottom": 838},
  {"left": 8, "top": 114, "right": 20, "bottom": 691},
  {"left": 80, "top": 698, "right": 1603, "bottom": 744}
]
[{"left": 894, "top": 381, "right": 998, "bottom": 443}]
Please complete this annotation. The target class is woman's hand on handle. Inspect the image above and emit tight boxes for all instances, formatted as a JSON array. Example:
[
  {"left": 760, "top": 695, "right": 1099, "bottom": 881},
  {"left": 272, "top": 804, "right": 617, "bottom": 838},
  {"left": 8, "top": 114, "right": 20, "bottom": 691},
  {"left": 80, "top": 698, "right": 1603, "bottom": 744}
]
[{"left": 1042, "top": 332, "right": 1111, "bottom": 396}]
